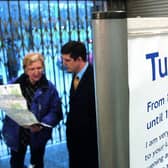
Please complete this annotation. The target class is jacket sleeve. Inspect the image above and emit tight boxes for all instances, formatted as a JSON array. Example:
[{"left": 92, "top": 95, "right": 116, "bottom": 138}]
[{"left": 40, "top": 84, "right": 63, "bottom": 127}]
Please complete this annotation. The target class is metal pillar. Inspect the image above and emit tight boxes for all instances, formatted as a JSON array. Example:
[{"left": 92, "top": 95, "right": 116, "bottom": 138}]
[{"left": 92, "top": 11, "right": 129, "bottom": 168}]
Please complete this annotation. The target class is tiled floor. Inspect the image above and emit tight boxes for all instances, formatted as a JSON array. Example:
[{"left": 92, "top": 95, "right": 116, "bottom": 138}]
[{"left": 0, "top": 142, "right": 69, "bottom": 168}]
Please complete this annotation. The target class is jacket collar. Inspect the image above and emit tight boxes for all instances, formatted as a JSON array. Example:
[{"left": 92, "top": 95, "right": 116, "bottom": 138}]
[{"left": 15, "top": 73, "right": 49, "bottom": 90}]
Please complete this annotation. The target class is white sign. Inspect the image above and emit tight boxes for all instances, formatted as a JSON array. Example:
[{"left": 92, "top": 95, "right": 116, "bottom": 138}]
[{"left": 128, "top": 18, "right": 168, "bottom": 168}]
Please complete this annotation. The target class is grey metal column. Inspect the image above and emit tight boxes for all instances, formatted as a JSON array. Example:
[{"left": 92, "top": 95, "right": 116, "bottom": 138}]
[{"left": 92, "top": 11, "right": 129, "bottom": 168}]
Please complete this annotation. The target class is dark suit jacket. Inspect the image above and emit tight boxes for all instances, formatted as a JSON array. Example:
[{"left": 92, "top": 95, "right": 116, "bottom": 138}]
[{"left": 66, "top": 64, "right": 98, "bottom": 168}]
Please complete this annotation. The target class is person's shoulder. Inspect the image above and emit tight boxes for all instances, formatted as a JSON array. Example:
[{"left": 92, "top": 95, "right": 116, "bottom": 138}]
[
  {"left": 86, "top": 63, "right": 94, "bottom": 75},
  {"left": 47, "top": 80, "right": 54, "bottom": 86},
  {"left": 88, "top": 63, "right": 93, "bottom": 69},
  {"left": 8, "top": 74, "right": 26, "bottom": 84},
  {"left": 47, "top": 81, "right": 59, "bottom": 97},
  {"left": 47, "top": 80, "right": 58, "bottom": 90}
]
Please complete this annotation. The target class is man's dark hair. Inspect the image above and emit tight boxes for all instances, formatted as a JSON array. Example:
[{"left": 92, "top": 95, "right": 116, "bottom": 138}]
[{"left": 61, "top": 41, "right": 87, "bottom": 61}]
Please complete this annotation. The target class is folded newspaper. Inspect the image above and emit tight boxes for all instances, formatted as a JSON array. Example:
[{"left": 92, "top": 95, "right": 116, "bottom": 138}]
[{"left": 0, "top": 83, "right": 40, "bottom": 127}]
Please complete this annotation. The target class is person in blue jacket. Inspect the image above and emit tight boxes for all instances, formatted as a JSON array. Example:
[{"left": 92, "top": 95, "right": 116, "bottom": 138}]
[{"left": 2, "top": 52, "right": 62, "bottom": 168}]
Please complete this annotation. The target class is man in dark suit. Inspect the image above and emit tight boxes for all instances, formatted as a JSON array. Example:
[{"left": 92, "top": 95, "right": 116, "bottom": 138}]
[{"left": 61, "top": 41, "right": 98, "bottom": 168}]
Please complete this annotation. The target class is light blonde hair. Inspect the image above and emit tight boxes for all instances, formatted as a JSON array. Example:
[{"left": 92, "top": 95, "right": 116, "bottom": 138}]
[{"left": 23, "top": 52, "right": 44, "bottom": 71}]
